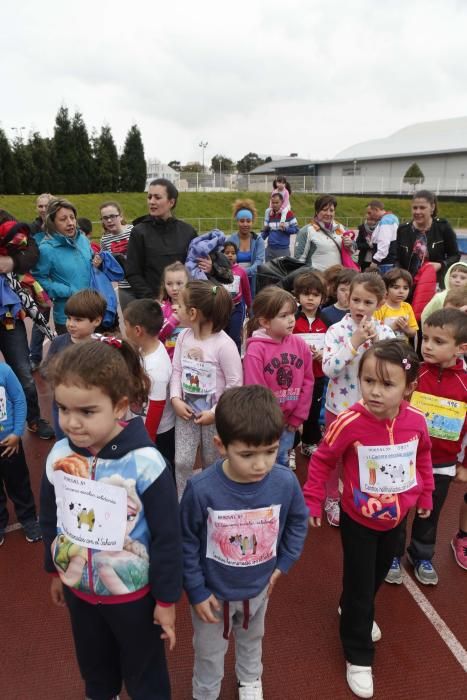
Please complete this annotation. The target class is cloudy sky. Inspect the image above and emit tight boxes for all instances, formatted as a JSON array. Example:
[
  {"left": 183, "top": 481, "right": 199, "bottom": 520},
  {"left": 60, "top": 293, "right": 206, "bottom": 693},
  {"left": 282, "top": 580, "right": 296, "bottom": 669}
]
[{"left": 2, "top": 0, "right": 467, "bottom": 166}]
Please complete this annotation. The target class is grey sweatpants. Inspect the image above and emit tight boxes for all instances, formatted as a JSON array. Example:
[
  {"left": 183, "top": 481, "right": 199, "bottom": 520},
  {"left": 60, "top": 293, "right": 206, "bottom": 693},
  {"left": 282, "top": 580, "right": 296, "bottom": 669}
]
[
  {"left": 191, "top": 587, "right": 269, "bottom": 700},
  {"left": 174, "top": 418, "right": 219, "bottom": 499}
]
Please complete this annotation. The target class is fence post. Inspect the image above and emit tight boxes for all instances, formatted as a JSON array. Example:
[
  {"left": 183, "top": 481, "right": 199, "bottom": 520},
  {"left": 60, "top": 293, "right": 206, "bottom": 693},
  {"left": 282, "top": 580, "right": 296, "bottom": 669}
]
[
  {"left": 436, "top": 178, "right": 440, "bottom": 195},
  {"left": 196, "top": 173, "right": 199, "bottom": 192},
  {"left": 322, "top": 175, "right": 325, "bottom": 193}
]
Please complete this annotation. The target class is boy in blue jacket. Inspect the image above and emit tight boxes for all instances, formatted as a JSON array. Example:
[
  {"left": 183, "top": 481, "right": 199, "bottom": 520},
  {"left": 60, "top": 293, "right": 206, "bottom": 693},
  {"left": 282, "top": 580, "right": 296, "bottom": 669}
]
[
  {"left": 180, "top": 385, "right": 308, "bottom": 700},
  {"left": 0, "top": 362, "right": 41, "bottom": 545}
]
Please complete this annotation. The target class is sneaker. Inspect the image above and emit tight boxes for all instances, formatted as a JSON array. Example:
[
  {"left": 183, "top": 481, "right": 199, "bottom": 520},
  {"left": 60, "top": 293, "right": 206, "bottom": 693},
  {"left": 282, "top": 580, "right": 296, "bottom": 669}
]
[
  {"left": 451, "top": 535, "right": 467, "bottom": 570},
  {"left": 301, "top": 443, "right": 319, "bottom": 457},
  {"left": 407, "top": 554, "right": 438, "bottom": 585},
  {"left": 23, "top": 520, "right": 42, "bottom": 543},
  {"left": 238, "top": 680, "right": 263, "bottom": 700},
  {"left": 324, "top": 497, "right": 340, "bottom": 527},
  {"left": 0, "top": 532, "right": 4, "bottom": 546},
  {"left": 288, "top": 450, "right": 296, "bottom": 471},
  {"left": 346, "top": 662, "right": 373, "bottom": 698},
  {"left": 27, "top": 418, "right": 55, "bottom": 440},
  {"left": 338, "top": 607, "right": 381, "bottom": 642},
  {"left": 385, "top": 557, "right": 403, "bottom": 584}
]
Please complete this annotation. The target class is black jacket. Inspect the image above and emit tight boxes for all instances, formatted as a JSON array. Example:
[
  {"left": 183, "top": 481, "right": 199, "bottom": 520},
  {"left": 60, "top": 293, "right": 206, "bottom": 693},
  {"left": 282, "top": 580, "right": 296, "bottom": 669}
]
[
  {"left": 396, "top": 218, "right": 460, "bottom": 288},
  {"left": 126, "top": 215, "right": 197, "bottom": 298}
]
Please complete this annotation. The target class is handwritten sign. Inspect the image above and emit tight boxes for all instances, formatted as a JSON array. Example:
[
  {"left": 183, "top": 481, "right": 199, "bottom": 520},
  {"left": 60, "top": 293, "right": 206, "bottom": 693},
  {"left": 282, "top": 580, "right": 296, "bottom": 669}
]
[
  {"left": 298, "top": 333, "right": 326, "bottom": 351},
  {"left": 357, "top": 440, "right": 418, "bottom": 495}
]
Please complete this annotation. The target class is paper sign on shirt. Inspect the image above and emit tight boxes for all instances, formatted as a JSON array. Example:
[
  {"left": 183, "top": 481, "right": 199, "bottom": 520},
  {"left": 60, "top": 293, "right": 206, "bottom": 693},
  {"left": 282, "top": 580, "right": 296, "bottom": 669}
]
[
  {"left": 206, "top": 505, "right": 281, "bottom": 567},
  {"left": 54, "top": 470, "right": 127, "bottom": 551},
  {"left": 410, "top": 391, "right": 466, "bottom": 442},
  {"left": 182, "top": 357, "right": 216, "bottom": 413},
  {"left": 299, "top": 333, "right": 325, "bottom": 351},
  {"left": 0, "top": 387, "right": 7, "bottom": 422},
  {"left": 357, "top": 440, "right": 418, "bottom": 495},
  {"left": 223, "top": 275, "right": 241, "bottom": 297}
]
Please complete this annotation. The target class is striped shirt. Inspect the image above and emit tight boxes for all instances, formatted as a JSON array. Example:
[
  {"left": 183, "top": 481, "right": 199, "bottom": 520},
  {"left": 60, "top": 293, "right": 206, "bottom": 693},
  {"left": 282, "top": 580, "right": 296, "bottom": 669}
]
[{"left": 100, "top": 224, "right": 133, "bottom": 288}]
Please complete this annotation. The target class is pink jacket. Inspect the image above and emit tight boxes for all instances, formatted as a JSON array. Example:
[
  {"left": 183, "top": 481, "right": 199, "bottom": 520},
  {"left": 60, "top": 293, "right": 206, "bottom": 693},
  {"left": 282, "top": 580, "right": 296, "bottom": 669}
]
[
  {"left": 243, "top": 330, "right": 314, "bottom": 427},
  {"left": 269, "top": 188, "right": 290, "bottom": 211},
  {"left": 303, "top": 400, "right": 434, "bottom": 531},
  {"left": 160, "top": 299, "right": 181, "bottom": 360}
]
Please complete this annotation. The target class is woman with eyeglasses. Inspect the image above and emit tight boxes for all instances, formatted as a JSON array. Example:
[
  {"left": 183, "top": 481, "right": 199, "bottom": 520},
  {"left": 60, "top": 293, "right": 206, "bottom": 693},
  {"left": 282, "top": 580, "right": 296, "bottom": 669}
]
[{"left": 99, "top": 201, "right": 134, "bottom": 310}]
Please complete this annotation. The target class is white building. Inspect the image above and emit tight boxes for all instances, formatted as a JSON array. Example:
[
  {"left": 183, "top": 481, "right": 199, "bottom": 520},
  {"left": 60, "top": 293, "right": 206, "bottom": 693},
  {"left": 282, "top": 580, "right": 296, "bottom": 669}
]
[{"left": 145, "top": 159, "right": 180, "bottom": 191}]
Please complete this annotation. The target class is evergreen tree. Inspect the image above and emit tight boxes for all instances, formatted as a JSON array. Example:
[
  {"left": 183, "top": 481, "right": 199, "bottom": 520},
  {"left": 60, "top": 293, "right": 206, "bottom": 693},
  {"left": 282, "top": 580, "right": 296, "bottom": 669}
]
[
  {"left": 29, "top": 132, "right": 53, "bottom": 193},
  {"left": 119, "top": 124, "right": 146, "bottom": 191},
  {"left": 93, "top": 125, "right": 119, "bottom": 192},
  {"left": 70, "top": 111, "right": 95, "bottom": 193},
  {"left": 403, "top": 162, "right": 425, "bottom": 185},
  {"left": 0, "top": 129, "right": 21, "bottom": 194},
  {"left": 13, "top": 138, "right": 37, "bottom": 194},
  {"left": 50, "top": 106, "right": 74, "bottom": 192}
]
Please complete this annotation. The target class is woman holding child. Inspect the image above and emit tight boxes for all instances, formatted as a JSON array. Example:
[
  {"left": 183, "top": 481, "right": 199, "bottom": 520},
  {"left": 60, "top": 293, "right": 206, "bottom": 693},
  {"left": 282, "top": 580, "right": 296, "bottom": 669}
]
[{"left": 229, "top": 199, "right": 265, "bottom": 296}]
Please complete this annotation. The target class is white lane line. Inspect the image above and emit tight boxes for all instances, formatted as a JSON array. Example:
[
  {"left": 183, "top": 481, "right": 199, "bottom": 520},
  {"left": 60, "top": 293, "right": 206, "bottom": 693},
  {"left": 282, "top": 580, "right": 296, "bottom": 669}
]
[
  {"left": 402, "top": 567, "right": 467, "bottom": 673},
  {"left": 5, "top": 523, "right": 22, "bottom": 533}
]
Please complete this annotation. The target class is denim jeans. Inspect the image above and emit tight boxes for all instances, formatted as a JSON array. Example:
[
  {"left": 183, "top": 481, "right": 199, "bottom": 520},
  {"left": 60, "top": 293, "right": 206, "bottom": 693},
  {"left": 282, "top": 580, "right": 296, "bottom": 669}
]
[
  {"left": 225, "top": 301, "right": 245, "bottom": 354},
  {"left": 276, "top": 427, "right": 295, "bottom": 467},
  {"left": 0, "top": 321, "right": 40, "bottom": 424}
]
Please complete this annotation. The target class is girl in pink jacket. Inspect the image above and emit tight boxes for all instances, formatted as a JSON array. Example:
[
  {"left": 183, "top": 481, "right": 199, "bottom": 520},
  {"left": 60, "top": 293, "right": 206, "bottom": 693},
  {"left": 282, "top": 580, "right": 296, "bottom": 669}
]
[
  {"left": 303, "top": 340, "right": 433, "bottom": 699},
  {"left": 243, "top": 286, "right": 314, "bottom": 468}
]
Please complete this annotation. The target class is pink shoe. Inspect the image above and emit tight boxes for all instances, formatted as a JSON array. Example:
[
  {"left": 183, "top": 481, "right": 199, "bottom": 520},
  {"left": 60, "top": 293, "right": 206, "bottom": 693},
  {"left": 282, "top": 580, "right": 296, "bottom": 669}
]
[{"left": 451, "top": 534, "right": 467, "bottom": 570}]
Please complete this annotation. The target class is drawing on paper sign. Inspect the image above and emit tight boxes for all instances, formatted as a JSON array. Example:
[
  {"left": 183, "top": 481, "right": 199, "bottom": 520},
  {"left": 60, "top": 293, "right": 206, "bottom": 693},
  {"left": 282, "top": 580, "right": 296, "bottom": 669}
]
[
  {"left": 357, "top": 440, "right": 418, "bottom": 495},
  {"left": 77, "top": 508, "right": 96, "bottom": 532},
  {"left": 229, "top": 533, "right": 258, "bottom": 556}
]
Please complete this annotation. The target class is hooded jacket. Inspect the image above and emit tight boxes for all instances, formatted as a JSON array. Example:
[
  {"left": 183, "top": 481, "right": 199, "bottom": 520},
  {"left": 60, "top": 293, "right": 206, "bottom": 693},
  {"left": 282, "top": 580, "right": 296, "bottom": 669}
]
[
  {"left": 40, "top": 417, "right": 182, "bottom": 605},
  {"left": 396, "top": 218, "right": 460, "bottom": 287},
  {"left": 412, "top": 359, "right": 467, "bottom": 468},
  {"left": 243, "top": 330, "right": 314, "bottom": 427},
  {"left": 421, "top": 260, "right": 467, "bottom": 323},
  {"left": 303, "top": 400, "right": 434, "bottom": 531},
  {"left": 126, "top": 215, "right": 197, "bottom": 298},
  {"left": 293, "top": 309, "right": 327, "bottom": 378}
]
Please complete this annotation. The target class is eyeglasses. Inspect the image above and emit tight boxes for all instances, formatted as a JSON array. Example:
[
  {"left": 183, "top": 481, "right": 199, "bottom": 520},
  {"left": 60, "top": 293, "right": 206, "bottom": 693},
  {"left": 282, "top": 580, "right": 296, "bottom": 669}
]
[{"left": 101, "top": 214, "right": 119, "bottom": 221}]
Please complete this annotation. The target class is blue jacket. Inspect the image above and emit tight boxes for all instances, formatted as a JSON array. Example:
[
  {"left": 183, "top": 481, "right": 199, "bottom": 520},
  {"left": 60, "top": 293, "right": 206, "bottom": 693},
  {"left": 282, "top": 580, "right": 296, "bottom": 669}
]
[
  {"left": 0, "top": 363, "right": 27, "bottom": 437},
  {"left": 32, "top": 230, "right": 93, "bottom": 325},
  {"left": 229, "top": 232, "right": 265, "bottom": 296}
]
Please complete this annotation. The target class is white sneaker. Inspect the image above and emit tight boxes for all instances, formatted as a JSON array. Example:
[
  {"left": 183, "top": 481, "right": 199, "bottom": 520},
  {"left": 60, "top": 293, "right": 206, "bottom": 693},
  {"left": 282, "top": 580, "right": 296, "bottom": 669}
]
[
  {"left": 324, "top": 497, "right": 340, "bottom": 527},
  {"left": 288, "top": 450, "right": 296, "bottom": 470},
  {"left": 346, "top": 662, "right": 373, "bottom": 698},
  {"left": 338, "top": 607, "right": 381, "bottom": 642},
  {"left": 238, "top": 679, "right": 263, "bottom": 700}
]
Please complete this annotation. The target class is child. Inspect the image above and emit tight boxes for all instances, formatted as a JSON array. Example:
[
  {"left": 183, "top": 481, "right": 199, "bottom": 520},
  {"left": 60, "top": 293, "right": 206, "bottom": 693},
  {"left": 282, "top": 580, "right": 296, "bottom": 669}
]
[
  {"left": 269, "top": 174, "right": 291, "bottom": 224},
  {"left": 293, "top": 271, "right": 328, "bottom": 455},
  {"left": 374, "top": 268, "right": 418, "bottom": 341},
  {"left": 180, "top": 385, "right": 308, "bottom": 700},
  {"left": 386, "top": 308, "right": 467, "bottom": 585},
  {"left": 444, "top": 286, "right": 467, "bottom": 313},
  {"left": 0, "top": 362, "right": 41, "bottom": 545},
  {"left": 159, "top": 261, "right": 189, "bottom": 360},
  {"left": 421, "top": 261, "right": 467, "bottom": 323},
  {"left": 322, "top": 273, "right": 394, "bottom": 526},
  {"left": 170, "top": 280, "right": 243, "bottom": 498},
  {"left": 43, "top": 290, "right": 107, "bottom": 440},
  {"left": 244, "top": 286, "right": 314, "bottom": 468},
  {"left": 40, "top": 338, "right": 182, "bottom": 700},
  {"left": 124, "top": 298, "right": 176, "bottom": 469},
  {"left": 304, "top": 340, "right": 433, "bottom": 699},
  {"left": 223, "top": 240, "right": 252, "bottom": 353},
  {"left": 452, "top": 464, "right": 467, "bottom": 570},
  {"left": 262, "top": 193, "right": 299, "bottom": 260},
  {"left": 77, "top": 217, "right": 100, "bottom": 254},
  {"left": 320, "top": 268, "right": 357, "bottom": 326}
]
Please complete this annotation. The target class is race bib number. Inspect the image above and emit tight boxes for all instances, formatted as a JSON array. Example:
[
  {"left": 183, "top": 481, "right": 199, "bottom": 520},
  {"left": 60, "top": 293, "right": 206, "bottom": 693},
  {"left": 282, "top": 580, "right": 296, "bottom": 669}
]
[
  {"left": 299, "top": 333, "right": 325, "bottom": 351},
  {"left": 0, "top": 387, "right": 7, "bottom": 422},
  {"left": 357, "top": 440, "right": 418, "bottom": 495},
  {"left": 54, "top": 471, "right": 127, "bottom": 551},
  {"left": 410, "top": 391, "right": 466, "bottom": 442},
  {"left": 223, "top": 275, "right": 241, "bottom": 296},
  {"left": 182, "top": 357, "right": 216, "bottom": 412},
  {"left": 206, "top": 505, "right": 281, "bottom": 567}
]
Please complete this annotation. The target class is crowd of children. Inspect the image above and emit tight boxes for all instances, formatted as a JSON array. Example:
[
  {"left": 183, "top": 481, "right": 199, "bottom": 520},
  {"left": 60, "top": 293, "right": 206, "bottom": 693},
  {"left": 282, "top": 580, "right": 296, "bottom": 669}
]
[{"left": 0, "top": 187, "right": 466, "bottom": 700}]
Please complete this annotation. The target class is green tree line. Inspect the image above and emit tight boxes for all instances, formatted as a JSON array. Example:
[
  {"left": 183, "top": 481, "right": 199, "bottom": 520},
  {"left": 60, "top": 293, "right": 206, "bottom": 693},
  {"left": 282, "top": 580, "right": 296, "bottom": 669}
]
[{"left": 0, "top": 107, "right": 146, "bottom": 195}]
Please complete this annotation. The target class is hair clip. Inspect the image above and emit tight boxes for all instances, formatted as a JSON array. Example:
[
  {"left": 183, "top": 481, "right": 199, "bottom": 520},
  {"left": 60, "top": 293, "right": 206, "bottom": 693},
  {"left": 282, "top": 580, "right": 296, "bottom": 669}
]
[
  {"left": 91, "top": 333, "right": 123, "bottom": 348},
  {"left": 402, "top": 358, "right": 411, "bottom": 370},
  {"left": 212, "top": 286, "right": 218, "bottom": 295}
]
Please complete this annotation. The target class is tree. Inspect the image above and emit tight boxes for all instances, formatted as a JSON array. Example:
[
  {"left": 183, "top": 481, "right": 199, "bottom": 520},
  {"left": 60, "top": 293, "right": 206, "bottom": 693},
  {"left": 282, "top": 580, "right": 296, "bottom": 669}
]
[
  {"left": 13, "top": 138, "right": 37, "bottom": 194},
  {"left": 93, "top": 125, "right": 120, "bottom": 192},
  {"left": 403, "top": 162, "right": 425, "bottom": 185},
  {"left": 50, "top": 106, "right": 74, "bottom": 192},
  {"left": 0, "top": 129, "right": 21, "bottom": 194},
  {"left": 29, "top": 132, "right": 53, "bottom": 193},
  {"left": 181, "top": 161, "right": 203, "bottom": 172},
  {"left": 70, "top": 111, "right": 95, "bottom": 193},
  {"left": 236, "top": 152, "right": 265, "bottom": 173},
  {"left": 211, "top": 154, "right": 235, "bottom": 174},
  {"left": 168, "top": 160, "right": 182, "bottom": 172},
  {"left": 119, "top": 124, "right": 146, "bottom": 191}
]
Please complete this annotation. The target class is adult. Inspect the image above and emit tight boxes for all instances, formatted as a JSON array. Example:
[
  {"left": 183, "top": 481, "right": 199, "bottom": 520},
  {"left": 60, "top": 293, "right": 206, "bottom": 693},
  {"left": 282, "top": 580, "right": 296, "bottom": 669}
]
[
  {"left": 125, "top": 179, "right": 198, "bottom": 298},
  {"left": 29, "top": 193, "right": 54, "bottom": 370},
  {"left": 396, "top": 190, "right": 460, "bottom": 288},
  {"left": 33, "top": 198, "right": 99, "bottom": 335},
  {"left": 0, "top": 210, "right": 54, "bottom": 439},
  {"left": 229, "top": 199, "right": 265, "bottom": 296},
  {"left": 99, "top": 201, "right": 134, "bottom": 310},
  {"left": 294, "top": 194, "right": 355, "bottom": 272},
  {"left": 262, "top": 193, "right": 299, "bottom": 260},
  {"left": 356, "top": 200, "right": 399, "bottom": 273}
]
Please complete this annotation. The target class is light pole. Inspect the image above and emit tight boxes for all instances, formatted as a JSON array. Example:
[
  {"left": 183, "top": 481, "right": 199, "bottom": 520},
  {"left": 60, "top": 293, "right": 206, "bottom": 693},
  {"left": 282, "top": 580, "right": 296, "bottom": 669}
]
[
  {"left": 219, "top": 157, "right": 223, "bottom": 189},
  {"left": 353, "top": 160, "right": 357, "bottom": 193},
  {"left": 199, "top": 141, "right": 208, "bottom": 173}
]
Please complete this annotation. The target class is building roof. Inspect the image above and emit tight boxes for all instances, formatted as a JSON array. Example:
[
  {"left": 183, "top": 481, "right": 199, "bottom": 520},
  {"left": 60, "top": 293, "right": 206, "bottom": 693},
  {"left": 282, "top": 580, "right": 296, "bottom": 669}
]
[
  {"left": 334, "top": 116, "right": 467, "bottom": 160},
  {"left": 250, "top": 157, "right": 315, "bottom": 174}
]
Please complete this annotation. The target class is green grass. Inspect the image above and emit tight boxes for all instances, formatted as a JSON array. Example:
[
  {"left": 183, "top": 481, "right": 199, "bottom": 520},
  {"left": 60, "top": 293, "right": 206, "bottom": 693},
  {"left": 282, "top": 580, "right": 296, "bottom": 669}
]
[{"left": 3, "top": 192, "right": 467, "bottom": 233}]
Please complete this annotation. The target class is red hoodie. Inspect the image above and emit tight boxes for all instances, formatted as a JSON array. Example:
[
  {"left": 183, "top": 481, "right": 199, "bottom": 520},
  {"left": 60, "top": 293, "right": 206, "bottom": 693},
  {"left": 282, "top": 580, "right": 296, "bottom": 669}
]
[
  {"left": 411, "top": 360, "right": 467, "bottom": 467},
  {"left": 244, "top": 330, "right": 314, "bottom": 427},
  {"left": 303, "top": 400, "right": 434, "bottom": 531}
]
